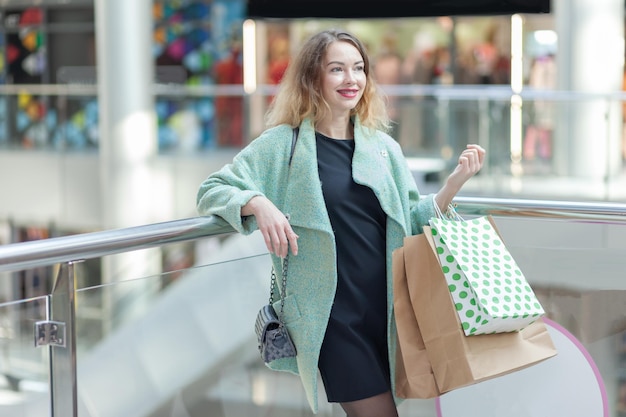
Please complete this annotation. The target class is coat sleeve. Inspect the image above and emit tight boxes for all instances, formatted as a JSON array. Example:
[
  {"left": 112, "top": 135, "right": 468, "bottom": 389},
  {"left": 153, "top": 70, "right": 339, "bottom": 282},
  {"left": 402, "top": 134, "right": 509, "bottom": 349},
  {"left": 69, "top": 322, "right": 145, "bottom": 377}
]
[
  {"left": 196, "top": 128, "right": 290, "bottom": 234},
  {"left": 411, "top": 193, "right": 437, "bottom": 235},
  {"left": 386, "top": 137, "right": 437, "bottom": 235}
]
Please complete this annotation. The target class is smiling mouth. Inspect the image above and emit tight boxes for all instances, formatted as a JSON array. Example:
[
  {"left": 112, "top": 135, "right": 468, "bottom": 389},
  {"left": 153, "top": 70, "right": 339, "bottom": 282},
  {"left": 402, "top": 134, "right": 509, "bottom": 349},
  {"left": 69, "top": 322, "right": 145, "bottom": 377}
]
[{"left": 338, "top": 89, "right": 359, "bottom": 97}]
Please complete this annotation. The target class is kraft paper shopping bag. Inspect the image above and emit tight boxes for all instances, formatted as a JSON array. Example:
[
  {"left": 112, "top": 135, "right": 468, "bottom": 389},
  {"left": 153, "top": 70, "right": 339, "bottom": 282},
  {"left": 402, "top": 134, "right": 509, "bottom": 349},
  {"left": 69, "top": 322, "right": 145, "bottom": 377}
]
[
  {"left": 392, "top": 247, "right": 441, "bottom": 399},
  {"left": 402, "top": 229, "right": 557, "bottom": 393}
]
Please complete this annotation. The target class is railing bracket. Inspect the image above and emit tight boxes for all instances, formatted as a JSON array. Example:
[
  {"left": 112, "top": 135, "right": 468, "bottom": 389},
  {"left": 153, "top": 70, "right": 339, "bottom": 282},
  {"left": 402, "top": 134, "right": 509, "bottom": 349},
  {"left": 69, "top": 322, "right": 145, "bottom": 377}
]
[{"left": 34, "top": 321, "right": 66, "bottom": 347}]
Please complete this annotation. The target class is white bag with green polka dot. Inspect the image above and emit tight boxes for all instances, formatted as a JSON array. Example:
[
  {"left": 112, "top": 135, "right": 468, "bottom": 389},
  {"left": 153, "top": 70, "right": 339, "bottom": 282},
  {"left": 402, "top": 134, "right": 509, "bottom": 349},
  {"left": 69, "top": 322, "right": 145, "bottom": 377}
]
[{"left": 428, "top": 215, "right": 545, "bottom": 336}]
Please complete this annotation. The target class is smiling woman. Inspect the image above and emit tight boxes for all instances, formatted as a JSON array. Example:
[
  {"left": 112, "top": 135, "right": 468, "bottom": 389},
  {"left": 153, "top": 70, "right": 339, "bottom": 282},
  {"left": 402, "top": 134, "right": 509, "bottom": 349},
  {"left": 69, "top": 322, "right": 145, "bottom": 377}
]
[{"left": 196, "top": 29, "right": 486, "bottom": 417}]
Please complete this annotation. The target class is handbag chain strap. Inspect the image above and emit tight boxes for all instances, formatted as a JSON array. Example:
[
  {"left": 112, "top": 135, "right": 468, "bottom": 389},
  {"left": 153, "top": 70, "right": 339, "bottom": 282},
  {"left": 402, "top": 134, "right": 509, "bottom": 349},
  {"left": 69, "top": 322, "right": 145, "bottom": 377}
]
[
  {"left": 270, "top": 127, "right": 300, "bottom": 322},
  {"left": 267, "top": 126, "right": 297, "bottom": 321},
  {"left": 269, "top": 254, "right": 288, "bottom": 320}
]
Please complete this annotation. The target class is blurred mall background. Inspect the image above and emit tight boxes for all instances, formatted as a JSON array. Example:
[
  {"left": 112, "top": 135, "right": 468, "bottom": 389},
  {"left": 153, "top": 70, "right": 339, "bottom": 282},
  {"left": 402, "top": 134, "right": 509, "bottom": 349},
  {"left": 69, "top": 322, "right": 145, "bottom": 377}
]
[{"left": 0, "top": 0, "right": 625, "bottom": 416}]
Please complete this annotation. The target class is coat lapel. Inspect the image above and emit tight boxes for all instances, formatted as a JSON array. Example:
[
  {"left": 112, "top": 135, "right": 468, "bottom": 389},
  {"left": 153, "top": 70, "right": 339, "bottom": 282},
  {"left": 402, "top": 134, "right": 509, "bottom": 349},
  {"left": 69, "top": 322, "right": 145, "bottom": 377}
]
[
  {"left": 282, "top": 118, "right": 406, "bottom": 234},
  {"left": 351, "top": 122, "right": 406, "bottom": 229},
  {"left": 283, "top": 119, "right": 333, "bottom": 234}
]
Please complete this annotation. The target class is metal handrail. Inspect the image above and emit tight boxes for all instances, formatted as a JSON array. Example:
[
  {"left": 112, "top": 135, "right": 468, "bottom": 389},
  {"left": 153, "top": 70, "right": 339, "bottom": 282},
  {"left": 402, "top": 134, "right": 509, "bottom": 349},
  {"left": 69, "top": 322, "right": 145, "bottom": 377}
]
[
  {"left": 0, "top": 196, "right": 625, "bottom": 273},
  {"left": 454, "top": 196, "right": 626, "bottom": 221},
  {"left": 0, "top": 216, "right": 233, "bottom": 273}
]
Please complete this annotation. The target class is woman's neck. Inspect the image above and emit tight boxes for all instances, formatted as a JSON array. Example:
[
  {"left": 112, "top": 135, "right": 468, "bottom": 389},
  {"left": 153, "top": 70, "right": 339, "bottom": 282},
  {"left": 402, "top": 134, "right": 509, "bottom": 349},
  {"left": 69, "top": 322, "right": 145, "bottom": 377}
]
[{"left": 315, "top": 115, "right": 353, "bottom": 139}]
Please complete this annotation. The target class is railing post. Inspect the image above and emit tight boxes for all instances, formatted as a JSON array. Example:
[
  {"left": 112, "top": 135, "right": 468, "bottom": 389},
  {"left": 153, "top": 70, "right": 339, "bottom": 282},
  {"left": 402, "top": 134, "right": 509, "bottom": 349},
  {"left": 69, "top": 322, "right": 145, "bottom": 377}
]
[{"left": 46, "top": 261, "right": 79, "bottom": 416}]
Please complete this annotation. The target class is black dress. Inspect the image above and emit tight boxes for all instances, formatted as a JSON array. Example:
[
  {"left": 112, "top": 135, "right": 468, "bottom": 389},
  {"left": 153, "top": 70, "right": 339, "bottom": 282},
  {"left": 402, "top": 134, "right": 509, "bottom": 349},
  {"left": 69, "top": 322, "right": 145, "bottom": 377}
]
[{"left": 315, "top": 132, "right": 390, "bottom": 403}]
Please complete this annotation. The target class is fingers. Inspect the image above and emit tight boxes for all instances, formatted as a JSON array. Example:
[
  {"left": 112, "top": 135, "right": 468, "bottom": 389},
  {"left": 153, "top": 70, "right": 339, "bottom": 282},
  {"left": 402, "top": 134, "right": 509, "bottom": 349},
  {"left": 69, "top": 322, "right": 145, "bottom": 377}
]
[
  {"left": 250, "top": 197, "right": 299, "bottom": 258},
  {"left": 288, "top": 230, "right": 299, "bottom": 256},
  {"left": 270, "top": 229, "right": 298, "bottom": 258},
  {"left": 260, "top": 221, "right": 298, "bottom": 258},
  {"left": 446, "top": 144, "right": 486, "bottom": 190},
  {"left": 466, "top": 144, "right": 486, "bottom": 162},
  {"left": 458, "top": 144, "right": 485, "bottom": 173}
]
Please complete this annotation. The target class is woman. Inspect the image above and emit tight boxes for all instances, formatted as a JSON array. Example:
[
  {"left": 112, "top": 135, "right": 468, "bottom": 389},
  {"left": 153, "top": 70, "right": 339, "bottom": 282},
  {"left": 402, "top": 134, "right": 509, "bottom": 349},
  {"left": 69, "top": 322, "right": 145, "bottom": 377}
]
[{"left": 197, "top": 29, "right": 485, "bottom": 417}]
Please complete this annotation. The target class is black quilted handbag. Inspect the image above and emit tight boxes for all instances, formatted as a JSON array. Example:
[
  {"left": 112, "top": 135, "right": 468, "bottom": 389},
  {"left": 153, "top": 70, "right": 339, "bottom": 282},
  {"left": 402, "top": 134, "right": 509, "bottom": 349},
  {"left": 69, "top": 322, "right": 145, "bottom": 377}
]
[{"left": 255, "top": 255, "right": 297, "bottom": 363}]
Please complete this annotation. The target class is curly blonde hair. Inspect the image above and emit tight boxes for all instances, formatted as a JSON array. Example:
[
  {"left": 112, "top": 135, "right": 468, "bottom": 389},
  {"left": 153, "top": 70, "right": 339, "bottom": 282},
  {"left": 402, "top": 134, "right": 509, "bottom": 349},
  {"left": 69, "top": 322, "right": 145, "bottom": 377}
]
[{"left": 265, "top": 29, "right": 391, "bottom": 132}]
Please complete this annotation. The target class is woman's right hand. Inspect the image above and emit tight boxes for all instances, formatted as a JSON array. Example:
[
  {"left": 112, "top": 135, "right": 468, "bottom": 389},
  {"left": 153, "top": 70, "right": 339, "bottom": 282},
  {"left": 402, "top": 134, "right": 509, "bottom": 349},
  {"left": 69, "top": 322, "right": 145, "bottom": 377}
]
[{"left": 242, "top": 196, "right": 299, "bottom": 258}]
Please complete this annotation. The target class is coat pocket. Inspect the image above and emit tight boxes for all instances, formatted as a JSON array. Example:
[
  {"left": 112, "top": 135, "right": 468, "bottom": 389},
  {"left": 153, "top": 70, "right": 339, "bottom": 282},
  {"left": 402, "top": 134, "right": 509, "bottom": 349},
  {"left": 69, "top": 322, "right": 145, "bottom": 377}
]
[{"left": 272, "top": 294, "right": 302, "bottom": 325}]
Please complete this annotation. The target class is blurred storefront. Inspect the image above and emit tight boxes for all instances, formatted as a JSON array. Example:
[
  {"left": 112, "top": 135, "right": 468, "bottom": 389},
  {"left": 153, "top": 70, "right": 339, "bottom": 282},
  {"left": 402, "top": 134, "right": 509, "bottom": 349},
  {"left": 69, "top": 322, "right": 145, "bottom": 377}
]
[{"left": 0, "top": 2, "right": 559, "bottom": 153}]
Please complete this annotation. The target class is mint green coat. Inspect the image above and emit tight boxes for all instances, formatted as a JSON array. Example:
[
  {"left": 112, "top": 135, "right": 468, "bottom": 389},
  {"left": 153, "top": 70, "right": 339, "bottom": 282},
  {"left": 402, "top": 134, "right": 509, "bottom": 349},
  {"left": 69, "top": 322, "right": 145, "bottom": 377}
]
[{"left": 196, "top": 117, "right": 437, "bottom": 413}]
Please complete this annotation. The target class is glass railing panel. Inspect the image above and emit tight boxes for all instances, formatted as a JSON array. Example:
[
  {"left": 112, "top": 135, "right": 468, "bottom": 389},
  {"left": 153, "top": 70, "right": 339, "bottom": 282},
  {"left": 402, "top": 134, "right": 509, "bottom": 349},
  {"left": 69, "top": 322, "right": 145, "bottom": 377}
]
[
  {"left": 1, "top": 205, "right": 625, "bottom": 416},
  {"left": 519, "top": 96, "right": 558, "bottom": 174},
  {"left": 392, "top": 91, "right": 540, "bottom": 173},
  {"left": 1, "top": 86, "right": 625, "bottom": 206},
  {"left": 66, "top": 218, "right": 625, "bottom": 416},
  {"left": 392, "top": 92, "right": 518, "bottom": 169},
  {"left": 73, "top": 252, "right": 313, "bottom": 416},
  {"left": 194, "top": 217, "right": 625, "bottom": 417},
  {"left": 66, "top": 215, "right": 624, "bottom": 417},
  {"left": 395, "top": 95, "right": 448, "bottom": 157},
  {"left": 389, "top": 90, "right": 626, "bottom": 202},
  {"left": 73, "top": 248, "right": 382, "bottom": 416},
  {"left": 75, "top": 270, "right": 184, "bottom": 416},
  {"left": 0, "top": 86, "right": 623, "bottom": 168},
  {"left": 0, "top": 296, "right": 50, "bottom": 417}
]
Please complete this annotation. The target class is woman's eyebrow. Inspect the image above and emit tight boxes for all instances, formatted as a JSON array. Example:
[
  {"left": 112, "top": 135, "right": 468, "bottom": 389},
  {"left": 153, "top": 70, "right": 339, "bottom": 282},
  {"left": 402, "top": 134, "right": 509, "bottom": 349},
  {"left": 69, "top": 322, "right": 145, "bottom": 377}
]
[{"left": 326, "top": 60, "right": 364, "bottom": 66}]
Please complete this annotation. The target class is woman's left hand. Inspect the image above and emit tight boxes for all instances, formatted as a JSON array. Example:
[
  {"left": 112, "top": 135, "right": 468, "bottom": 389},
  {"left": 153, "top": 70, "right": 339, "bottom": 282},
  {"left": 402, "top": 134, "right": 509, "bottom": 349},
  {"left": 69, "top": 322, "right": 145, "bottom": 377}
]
[
  {"left": 433, "top": 144, "right": 486, "bottom": 213},
  {"left": 446, "top": 144, "right": 486, "bottom": 190}
]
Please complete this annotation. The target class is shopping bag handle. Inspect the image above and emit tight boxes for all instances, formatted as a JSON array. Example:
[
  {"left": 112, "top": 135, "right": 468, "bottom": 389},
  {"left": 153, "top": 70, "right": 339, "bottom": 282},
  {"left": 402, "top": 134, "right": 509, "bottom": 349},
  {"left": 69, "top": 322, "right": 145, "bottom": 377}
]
[{"left": 433, "top": 195, "right": 464, "bottom": 221}]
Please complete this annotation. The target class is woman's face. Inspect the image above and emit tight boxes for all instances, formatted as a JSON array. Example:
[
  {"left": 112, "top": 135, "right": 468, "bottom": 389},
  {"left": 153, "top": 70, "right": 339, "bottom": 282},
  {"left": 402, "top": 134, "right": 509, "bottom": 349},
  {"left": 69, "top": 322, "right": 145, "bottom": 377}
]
[{"left": 321, "top": 41, "right": 366, "bottom": 116}]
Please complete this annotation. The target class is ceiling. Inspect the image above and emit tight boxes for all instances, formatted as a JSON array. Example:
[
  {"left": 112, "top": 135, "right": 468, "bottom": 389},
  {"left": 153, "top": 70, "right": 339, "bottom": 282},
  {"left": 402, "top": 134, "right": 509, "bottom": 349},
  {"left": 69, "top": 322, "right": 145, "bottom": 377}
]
[{"left": 246, "top": 0, "right": 551, "bottom": 19}]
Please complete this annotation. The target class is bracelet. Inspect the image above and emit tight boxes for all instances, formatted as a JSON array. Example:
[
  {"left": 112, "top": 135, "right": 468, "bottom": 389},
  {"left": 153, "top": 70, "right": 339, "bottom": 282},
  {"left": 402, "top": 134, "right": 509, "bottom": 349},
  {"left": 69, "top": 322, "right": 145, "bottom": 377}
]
[{"left": 443, "top": 203, "right": 457, "bottom": 219}]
